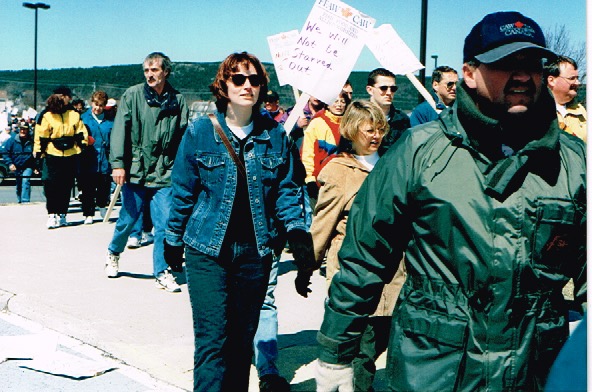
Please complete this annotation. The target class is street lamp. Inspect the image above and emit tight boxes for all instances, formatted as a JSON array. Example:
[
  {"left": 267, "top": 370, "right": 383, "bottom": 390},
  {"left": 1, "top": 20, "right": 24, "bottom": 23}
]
[
  {"left": 23, "top": 2, "right": 50, "bottom": 110},
  {"left": 431, "top": 54, "right": 439, "bottom": 70}
]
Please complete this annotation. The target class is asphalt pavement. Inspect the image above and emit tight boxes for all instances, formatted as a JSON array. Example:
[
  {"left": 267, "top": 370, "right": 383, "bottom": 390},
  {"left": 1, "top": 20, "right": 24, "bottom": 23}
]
[{"left": 0, "top": 197, "right": 367, "bottom": 391}]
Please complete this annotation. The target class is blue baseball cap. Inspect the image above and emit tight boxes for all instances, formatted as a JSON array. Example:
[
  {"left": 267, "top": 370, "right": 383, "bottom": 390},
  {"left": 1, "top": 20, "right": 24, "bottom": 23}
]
[{"left": 464, "top": 11, "right": 556, "bottom": 63}]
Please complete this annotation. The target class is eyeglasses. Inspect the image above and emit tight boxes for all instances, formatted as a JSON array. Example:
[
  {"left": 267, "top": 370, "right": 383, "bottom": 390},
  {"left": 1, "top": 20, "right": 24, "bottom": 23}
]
[
  {"left": 230, "top": 74, "right": 262, "bottom": 87},
  {"left": 558, "top": 75, "right": 580, "bottom": 84},
  {"left": 376, "top": 85, "right": 398, "bottom": 94}
]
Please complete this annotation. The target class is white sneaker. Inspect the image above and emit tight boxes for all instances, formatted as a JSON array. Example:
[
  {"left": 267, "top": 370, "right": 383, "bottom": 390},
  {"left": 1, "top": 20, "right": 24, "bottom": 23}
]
[
  {"left": 105, "top": 252, "right": 120, "bottom": 278},
  {"left": 84, "top": 216, "right": 94, "bottom": 225},
  {"left": 155, "top": 269, "right": 181, "bottom": 293},
  {"left": 59, "top": 214, "right": 67, "bottom": 227},
  {"left": 126, "top": 237, "right": 141, "bottom": 249},
  {"left": 140, "top": 231, "right": 154, "bottom": 246},
  {"left": 46, "top": 214, "right": 59, "bottom": 229},
  {"left": 99, "top": 207, "right": 107, "bottom": 218}
]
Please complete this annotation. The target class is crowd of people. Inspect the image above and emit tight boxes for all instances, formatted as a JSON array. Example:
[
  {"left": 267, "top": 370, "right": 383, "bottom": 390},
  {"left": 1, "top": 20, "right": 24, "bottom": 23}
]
[{"left": 0, "top": 10, "right": 587, "bottom": 392}]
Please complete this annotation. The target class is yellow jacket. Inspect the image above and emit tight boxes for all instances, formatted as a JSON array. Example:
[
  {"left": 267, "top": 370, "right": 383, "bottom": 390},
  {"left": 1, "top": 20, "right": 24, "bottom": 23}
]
[
  {"left": 558, "top": 101, "right": 587, "bottom": 143},
  {"left": 34, "top": 109, "right": 88, "bottom": 157},
  {"left": 301, "top": 110, "right": 342, "bottom": 184}
]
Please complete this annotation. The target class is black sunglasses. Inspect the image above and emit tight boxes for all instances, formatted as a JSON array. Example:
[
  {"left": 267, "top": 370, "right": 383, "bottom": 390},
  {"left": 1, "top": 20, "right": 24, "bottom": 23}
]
[
  {"left": 487, "top": 57, "right": 543, "bottom": 73},
  {"left": 377, "top": 85, "right": 398, "bottom": 93},
  {"left": 445, "top": 81, "right": 456, "bottom": 89},
  {"left": 230, "top": 74, "right": 262, "bottom": 87}
]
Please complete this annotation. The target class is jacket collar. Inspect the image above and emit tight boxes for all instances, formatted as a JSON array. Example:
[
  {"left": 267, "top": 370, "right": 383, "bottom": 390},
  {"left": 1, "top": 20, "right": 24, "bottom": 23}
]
[
  {"left": 439, "top": 82, "right": 562, "bottom": 199},
  {"left": 212, "top": 111, "right": 271, "bottom": 145}
]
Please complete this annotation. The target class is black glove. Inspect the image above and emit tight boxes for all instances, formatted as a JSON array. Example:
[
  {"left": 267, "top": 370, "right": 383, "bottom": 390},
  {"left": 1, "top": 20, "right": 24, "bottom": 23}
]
[
  {"left": 287, "top": 229, "right": 317, "bottom": 272},
  {"left": 163, "top": 240, "right": 184, "bottom": 272},
  {"left": 306, "top": 181, "right": 319, "bottom": 200},
  {"left": 295, "top": 269, "right": 312, "bottom": 298}
]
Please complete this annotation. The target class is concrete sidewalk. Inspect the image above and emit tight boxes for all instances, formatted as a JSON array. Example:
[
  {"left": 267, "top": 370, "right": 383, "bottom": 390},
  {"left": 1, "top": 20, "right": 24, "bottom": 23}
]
[{"left": 0, "top": 202, "right": 336, "bottom": 391}]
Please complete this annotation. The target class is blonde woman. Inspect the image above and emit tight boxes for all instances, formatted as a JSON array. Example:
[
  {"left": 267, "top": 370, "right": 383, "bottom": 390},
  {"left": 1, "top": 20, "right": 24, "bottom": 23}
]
[{"left": 311, "top": 100, "right": 406, "bottom": 391}]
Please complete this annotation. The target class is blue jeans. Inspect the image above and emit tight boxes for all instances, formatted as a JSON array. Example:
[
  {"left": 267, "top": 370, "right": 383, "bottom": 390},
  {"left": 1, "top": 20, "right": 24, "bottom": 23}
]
[
  {"left": 185, "top": 243, "right": 272, "bottom": 392},
  {"left": 107, "top": 183, "right": 170, "bottom": 276},
  {"left": 254, "top": 255, "right": 280, "bottom": 377},
  {"left": 16, "top": 168, "right": 33, "bottom": 203}
]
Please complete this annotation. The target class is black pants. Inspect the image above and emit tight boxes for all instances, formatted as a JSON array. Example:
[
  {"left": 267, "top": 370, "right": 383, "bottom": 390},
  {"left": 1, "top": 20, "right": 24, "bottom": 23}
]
[
  {"left": 78, "top": 172, "right": 112, "bottom": 216},
  {"left": 353, "top": 316, "right": 392, "bottom": 391},
  {"left": 42, "top": 155, "right": 77, "bottom": 215},
  {"left": 185, "top": 243, "right": 272, "bottom": 391}
]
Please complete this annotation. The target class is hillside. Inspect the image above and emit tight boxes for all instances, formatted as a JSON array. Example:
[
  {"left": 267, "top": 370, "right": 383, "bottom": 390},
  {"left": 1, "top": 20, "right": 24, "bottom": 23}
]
[{"left": 0, "top": 62, "right": 425, "bottom": 112}]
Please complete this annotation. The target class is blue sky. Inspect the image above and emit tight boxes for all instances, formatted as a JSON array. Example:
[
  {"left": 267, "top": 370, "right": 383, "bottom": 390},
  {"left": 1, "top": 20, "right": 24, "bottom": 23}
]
[{"left": 3, "top": 0, "right": 587, "bottom": 76}]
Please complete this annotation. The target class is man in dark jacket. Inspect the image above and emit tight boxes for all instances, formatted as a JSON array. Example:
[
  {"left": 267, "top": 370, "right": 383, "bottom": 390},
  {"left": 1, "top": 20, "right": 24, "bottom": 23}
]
[
  {"left": 315, "top": 11, "right": 586, "bottom": 391},
  {"left": 2, "top": 121, "right": 37, "bottom": 203},
  {"left": 105, "top": 52, "right": 189, "bottom": 292},
  {"left": 365, "top": 67, "right": 410, "bottom": 152}
]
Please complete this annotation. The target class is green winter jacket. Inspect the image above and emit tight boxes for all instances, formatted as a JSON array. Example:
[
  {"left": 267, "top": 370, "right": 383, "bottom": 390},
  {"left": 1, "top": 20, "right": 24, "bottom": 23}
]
[
  {"left": 110, "top": 82, "right": 189, "bottom": 187},
  {"left": 318, "top": 84, "right": 586, "bottom": 391}
]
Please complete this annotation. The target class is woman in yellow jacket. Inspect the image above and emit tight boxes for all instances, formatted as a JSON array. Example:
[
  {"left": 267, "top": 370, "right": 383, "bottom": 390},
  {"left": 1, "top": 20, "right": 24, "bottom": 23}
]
[
  {"left": 311, "top": 100, "right": 406, "bottom": 391},
  {"left": 34, "top": 94, "right": 88, "bottom": 229}
]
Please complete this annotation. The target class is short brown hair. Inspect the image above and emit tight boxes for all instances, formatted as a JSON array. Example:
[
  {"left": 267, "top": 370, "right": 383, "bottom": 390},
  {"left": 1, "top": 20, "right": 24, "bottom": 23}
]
[
  {"left": 209, "top": 52, "right": 269, "bottom": 113},
  {"left": 46, "top": 94, "right": 66, "bottom": 114},
  {"left": 91, "top": 91, "right": 109, "bottom": 106}
]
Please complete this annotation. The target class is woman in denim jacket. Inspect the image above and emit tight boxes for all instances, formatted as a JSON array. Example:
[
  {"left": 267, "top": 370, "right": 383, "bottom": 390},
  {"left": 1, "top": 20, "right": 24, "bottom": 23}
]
[{"left": 165, "top": 52, "right": 314, "bottom": 391}]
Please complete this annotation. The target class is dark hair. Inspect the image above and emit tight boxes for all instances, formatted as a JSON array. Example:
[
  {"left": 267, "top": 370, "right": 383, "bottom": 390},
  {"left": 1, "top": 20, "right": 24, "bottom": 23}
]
[
  {"left": 53, "top": 85, "right": 72, "bottom": 97},
  {"left": 72, "top": 99, "right": 85, "bottom": 107},
  {"left": 144, "top": 52, "right": 172, "bottom": 77},
  {"left": 367, "top": 68, "right": 396, "bottom": 86},
  {"left": 432, "top": 66, "right": 458, "bottom": 83},
  {"left": 46, "top": 94, "right": 66, "bottom": 114},
  {"left": 209, "top": 52, "right": 269, "bottom": 113},
  {"left": 335, "top": 90, "right": 352, "bottom": 108},
  {"left": 543, "top": 55, "right": 578, "bottom": 80}
]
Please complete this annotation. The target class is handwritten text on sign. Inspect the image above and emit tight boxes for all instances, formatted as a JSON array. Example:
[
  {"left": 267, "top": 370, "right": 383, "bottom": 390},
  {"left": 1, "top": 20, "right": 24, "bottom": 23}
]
[{"left": 289, "top": 0, "right": 375, "bottom": 103}]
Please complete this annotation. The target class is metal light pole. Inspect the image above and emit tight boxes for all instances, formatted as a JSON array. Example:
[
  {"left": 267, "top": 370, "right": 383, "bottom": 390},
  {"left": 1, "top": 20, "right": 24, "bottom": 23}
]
[
  {"left": 23, "top": 2, "right": 50, "bottom": 110},
  {"left": 418, "top": 0, "right": 428, "bottom": 104},
  {"left": 431, "top": 54, "right": 439, "bottom": 70}
]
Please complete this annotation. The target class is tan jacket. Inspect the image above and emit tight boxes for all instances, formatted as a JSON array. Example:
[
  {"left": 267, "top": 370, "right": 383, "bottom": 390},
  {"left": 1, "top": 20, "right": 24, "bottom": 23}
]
[{"left": 311, "top": 153, "right": 406, "bottom": 317}]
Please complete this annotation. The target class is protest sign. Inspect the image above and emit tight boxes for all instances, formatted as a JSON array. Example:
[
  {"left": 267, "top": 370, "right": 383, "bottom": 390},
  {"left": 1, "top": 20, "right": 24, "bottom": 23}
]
[
  {"left": 267, "top": 30, "right": 300, "bottom": 86},
  {"left": 366, "top": 24, "right": 436, "bottom": 110},
  {"left": 366, "top": 24, "right": 423, "bottom": 75},
  {"left": 288, "top": 0, "right": 375, "bottom": 104}
]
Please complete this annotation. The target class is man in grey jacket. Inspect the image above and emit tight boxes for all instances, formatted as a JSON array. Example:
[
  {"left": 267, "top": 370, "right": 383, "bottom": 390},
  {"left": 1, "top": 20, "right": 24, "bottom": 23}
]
[{"left": 106, "top": 52, "right": 189, "bottom": 292}]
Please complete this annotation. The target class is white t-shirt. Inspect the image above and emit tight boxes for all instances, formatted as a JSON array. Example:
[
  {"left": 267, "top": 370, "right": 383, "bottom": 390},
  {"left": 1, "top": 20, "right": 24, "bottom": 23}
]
[
  {"left": 354, "top": 152, "right": 380, "bottom": 171},
  {"left": 227, "top": 122, "right": 254, "bottom": 140}
]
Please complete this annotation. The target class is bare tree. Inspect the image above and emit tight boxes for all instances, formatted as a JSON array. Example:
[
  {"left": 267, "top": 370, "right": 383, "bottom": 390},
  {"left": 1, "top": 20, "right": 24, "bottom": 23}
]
[{"left": 544, "top": 24, "right": 587, "bottom": 82}]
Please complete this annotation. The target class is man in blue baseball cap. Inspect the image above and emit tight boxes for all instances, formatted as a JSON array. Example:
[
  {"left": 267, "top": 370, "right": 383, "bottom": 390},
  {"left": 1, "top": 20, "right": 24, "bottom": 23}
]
[{"left": 314, "top": 11, "right": 585, "bottom": 391}]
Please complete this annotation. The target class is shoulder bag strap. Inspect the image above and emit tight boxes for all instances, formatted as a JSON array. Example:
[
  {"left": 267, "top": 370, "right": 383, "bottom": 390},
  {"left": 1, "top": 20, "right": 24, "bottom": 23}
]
[{"left": 208, "top": 113, "right": 246, "bottom": 179}]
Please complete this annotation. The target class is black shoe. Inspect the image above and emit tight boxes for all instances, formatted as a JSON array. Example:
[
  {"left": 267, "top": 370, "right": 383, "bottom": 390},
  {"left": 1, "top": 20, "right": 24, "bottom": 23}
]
[{"left": 259, "top": 374, "right": 290, "bottom": 392}]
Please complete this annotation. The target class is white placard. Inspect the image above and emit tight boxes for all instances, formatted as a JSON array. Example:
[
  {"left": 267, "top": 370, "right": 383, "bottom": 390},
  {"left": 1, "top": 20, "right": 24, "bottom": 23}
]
[
  {"left": 267, "top": 30, "right": 300, "bottom": 86},
  {"left": 366, "top": 24, "right": 424, "bottom": 75},
  {"left": 287, "top": 0, "right": 375, "bottom": 104}
]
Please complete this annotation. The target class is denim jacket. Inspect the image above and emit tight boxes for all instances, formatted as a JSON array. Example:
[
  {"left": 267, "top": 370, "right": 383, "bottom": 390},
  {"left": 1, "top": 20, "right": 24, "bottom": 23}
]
[{"left": 166, "top": 110, "right": 307, "bottom": 258}]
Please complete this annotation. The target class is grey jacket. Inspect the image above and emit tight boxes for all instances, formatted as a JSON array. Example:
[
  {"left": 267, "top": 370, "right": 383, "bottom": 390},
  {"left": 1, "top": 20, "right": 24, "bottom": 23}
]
[{"left": 110, "top": 82, "right": 189, "bottom": 188}]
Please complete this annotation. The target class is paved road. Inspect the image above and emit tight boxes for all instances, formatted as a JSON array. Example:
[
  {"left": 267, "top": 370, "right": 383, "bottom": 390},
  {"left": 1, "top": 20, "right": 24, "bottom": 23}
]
[
  {"left": 0, "top": 180, "right": 46, "bottom": 205},
  {"left": 0, "top": 201, "right": 386, "bottom": 391},
  {"left": 0, "top": 311, "right": 182, "bottom": 392}
]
